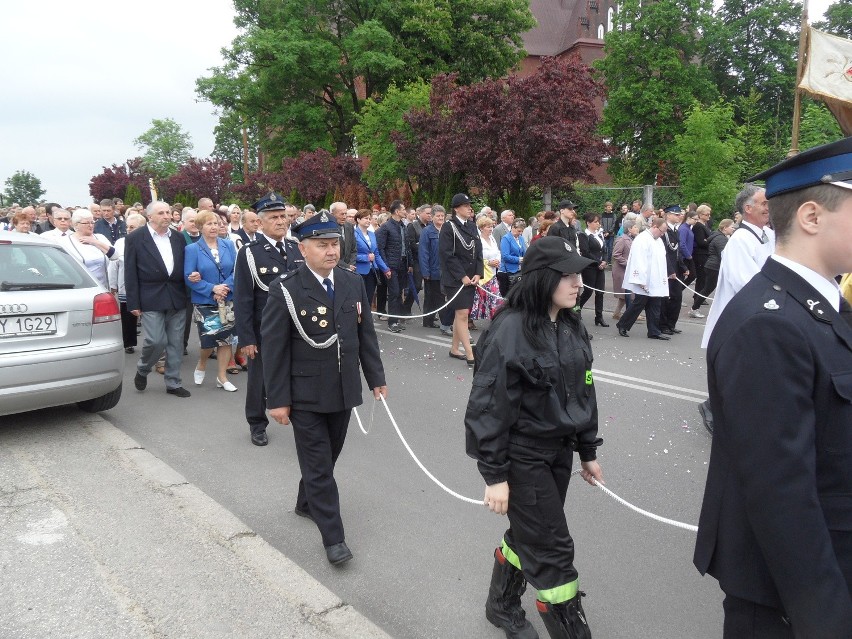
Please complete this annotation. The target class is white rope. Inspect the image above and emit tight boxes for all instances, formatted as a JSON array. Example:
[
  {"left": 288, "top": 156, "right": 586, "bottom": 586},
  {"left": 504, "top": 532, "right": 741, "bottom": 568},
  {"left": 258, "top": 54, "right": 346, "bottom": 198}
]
[
  {"left": 370, "top": 396, "right": 699, "bottom": 530},
  {"left": 476, "top": 283, "right": 505, "bottom": 300},
  {"left": 372, "top": 283, "right": 465, "bottom": 320},
  {"left": 377, "top": 395, "right": 483, "bottom": 505},
  {"left": 353, "top": 399, "right": 377, "bottom": 435},
  {"left": 676, "top": 276, "right": 714, "bottom": 301}
]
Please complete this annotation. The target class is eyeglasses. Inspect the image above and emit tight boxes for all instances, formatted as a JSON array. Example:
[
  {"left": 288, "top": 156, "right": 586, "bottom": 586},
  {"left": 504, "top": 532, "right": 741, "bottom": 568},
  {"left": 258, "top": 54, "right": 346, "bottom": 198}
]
[{"left": 76, "top": 221, "right": 94, "bottom": 225}]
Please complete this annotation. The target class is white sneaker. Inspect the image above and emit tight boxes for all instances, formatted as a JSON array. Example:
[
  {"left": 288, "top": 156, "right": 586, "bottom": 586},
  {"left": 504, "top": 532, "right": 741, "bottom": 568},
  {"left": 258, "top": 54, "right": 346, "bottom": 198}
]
[
  {"left": 217, "top": 378, "right": 238, "bottom": 392},
  {"left": 688, "top": 309, "right": 705, "bottom": 318},
  {"left": 193, "top": 369, "right": 205, "bottom": 385}
]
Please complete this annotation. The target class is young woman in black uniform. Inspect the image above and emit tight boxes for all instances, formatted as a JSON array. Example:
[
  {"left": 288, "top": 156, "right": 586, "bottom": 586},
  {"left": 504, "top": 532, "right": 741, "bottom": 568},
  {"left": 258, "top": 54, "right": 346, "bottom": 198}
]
[{"left": 466, "top": 236, "right": 604, "bottom": 639}]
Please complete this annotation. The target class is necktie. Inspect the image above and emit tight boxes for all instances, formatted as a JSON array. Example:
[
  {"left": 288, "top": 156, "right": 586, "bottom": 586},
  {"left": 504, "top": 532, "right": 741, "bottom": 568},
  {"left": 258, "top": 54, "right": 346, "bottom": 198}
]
[
  {"left": 275, "top": 241, "right": 286, "bottom": 258},
  {"left": 323, "top": 278, "right": 334, "bottom": 302},
  {"left": 761, "top": 229, "right": 769, "bottom": 244}
]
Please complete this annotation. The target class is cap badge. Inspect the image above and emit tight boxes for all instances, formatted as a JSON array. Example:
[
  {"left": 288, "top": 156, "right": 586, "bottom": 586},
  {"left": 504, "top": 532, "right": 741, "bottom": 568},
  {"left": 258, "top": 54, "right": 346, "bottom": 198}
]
[
  {"left": 764, "top": 299, "right": 780, "bottom": 310},
  {"left": 564, "top": 242, "right": 573, "bottom": 253},
  {"left": 270, "top": 194, "right": 277, "bottom": 201},
  {"left": 320, "top": 212, "right": 328, "bottom": 222}
]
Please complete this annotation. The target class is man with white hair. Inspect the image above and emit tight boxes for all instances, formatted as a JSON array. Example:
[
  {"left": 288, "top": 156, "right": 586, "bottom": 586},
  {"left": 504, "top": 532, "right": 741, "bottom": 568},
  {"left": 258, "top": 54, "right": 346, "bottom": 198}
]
[
  {"left": 493, "top": 209, "right": 515, "bottom": 244},
  {"left": 330, "top": 201, "right": 356, "bottom": 270},
  {"left": 197, "top": 197, "right": 214, "bottom": 212}
]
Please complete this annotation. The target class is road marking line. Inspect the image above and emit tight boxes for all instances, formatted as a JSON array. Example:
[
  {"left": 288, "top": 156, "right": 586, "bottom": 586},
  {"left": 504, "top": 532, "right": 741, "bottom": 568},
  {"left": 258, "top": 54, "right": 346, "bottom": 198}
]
[{"left": 375, "top": 329, "right": 708, "bottom": 402}]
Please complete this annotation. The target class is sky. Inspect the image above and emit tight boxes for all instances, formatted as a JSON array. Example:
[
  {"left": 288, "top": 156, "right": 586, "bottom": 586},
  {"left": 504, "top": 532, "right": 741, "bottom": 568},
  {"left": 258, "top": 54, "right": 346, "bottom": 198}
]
[{"left": 0, "top": 0, "right": 834, "bottom": 207}]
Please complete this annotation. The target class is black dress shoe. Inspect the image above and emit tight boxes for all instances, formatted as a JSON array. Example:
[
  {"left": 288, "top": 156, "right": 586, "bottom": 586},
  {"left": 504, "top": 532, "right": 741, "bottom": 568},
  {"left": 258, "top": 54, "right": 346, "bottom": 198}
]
[
  {"left": 134, "top": 372, "right": 147, "bottom": 391},
  {"left": 389, "top": 323, "right": 403, "bottom": 333},
  {"left": 251, "top": 432, "right": 268, "bottom": 446},
  {"left": 661, "top": 328, "right": 674, "bottom": 335},
  {"left": 648, "top": 334, "right": 671, "bottom": 340},
  {"left": 294, "top": 505, "right": 314, "bottom": 522},
  {"left": 594, "top": 317, "right": 610, "bottom": 327},
  {"left": 617, "top": 328, "right": 629, "bottom": 337},
  {"left": 670, "top": 328, "right": 682, "bottom": 334},
  {"left": 325, "top": 541, "right": 353, "bottom": 565},
  {"left": 166, "top": 386, "right": 192, "bottom": 397},
  {"left": 125, "top": 346, "right": 135, "bottom": 354}
]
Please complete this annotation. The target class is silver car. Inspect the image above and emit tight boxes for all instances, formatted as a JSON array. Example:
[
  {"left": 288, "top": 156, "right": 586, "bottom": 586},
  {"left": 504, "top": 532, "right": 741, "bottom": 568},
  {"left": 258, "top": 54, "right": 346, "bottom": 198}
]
[{"left": 0, "top": 231, "right": 124, "bottom": 416}]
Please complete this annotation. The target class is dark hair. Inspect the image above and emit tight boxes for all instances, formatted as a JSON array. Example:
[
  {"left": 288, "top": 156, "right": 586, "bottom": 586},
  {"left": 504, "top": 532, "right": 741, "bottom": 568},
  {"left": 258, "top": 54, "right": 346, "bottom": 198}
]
[
  {"left": 583, "top": 212, "right": 600, "bottom": 224},
  {"left": 355, "top": 208, "right": 372, "bottom": 221},
  {"left": 494, "top": 268, "right": 580, "bottom": 350},
  {"left": 389, "top": 200, "right": 405, "bottom": 215},
  {"left": 770, "top": 184, "right": 851, "bottom": 242}
]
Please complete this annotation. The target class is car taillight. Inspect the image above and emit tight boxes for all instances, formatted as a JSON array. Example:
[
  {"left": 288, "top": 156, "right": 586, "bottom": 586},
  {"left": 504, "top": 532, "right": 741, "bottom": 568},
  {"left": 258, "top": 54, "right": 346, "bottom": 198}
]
[{"left": 93, "top": 292, "right": 120, "bottom": 324}]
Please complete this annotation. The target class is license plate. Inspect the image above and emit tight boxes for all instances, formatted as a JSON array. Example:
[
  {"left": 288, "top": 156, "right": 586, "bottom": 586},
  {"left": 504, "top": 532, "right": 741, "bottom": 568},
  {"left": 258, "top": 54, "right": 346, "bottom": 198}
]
[{"left": 0, "top": 314, "right": 57, "bottom": 338}]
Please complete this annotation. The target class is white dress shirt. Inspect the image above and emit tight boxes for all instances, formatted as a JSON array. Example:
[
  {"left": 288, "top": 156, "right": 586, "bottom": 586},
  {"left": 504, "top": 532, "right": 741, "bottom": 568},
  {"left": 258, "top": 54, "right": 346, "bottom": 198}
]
[
  {"left": 148, "top": 224, "right": 175, "bottom": 275},
  {"left": 623, "top": 229, "right": 669, "bottom": 297}
]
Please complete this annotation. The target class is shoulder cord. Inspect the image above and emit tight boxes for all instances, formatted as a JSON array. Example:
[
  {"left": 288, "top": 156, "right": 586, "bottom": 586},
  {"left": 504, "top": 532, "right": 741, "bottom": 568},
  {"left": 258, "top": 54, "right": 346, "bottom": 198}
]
[
  {"left": 450, "top": 218, "right": 475, "bottom": 252},
  {"left": 244, "top": 246, "right": 269, "bottom": 292},
  {"left": 278, "top": 280, "right": 338, "bottom": 350}
]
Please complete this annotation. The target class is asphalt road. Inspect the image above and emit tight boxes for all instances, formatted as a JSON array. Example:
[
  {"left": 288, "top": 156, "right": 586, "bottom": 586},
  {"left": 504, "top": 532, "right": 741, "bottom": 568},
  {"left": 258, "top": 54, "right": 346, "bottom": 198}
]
[{"left": 19, "top": 302, "right": 725, "bottom": 638}]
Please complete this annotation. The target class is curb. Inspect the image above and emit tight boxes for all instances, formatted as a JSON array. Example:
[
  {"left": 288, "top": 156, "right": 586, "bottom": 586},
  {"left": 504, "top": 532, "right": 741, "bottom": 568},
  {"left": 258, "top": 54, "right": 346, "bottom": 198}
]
[{"left": 85, "top": 416, "right": 392, "bottom": 639}]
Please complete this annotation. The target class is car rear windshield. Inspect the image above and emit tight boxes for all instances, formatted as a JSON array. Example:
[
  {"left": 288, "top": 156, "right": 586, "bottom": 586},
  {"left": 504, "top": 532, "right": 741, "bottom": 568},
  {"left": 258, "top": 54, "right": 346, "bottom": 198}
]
[{"left": 0, "top": 243, "right": 96, "bottom": 290}]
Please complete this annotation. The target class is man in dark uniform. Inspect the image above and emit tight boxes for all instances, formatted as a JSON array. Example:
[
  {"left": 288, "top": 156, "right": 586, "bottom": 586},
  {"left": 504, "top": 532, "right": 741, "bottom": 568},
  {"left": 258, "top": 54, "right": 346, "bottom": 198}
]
[
  {"left": 659, "top": 205, "right": 688, "bottom": 335},
  {"left": 233, "top": 193, "right": 303, "bottom": 447},
  {"left": 262, "top": 211, "right": 387, "bottom": 565},
  {"left": 548, "top": 200, "right": 580, "bottom": 250},
  {"left": 694, "top": 136, "right": 852, "bottom": 638}
]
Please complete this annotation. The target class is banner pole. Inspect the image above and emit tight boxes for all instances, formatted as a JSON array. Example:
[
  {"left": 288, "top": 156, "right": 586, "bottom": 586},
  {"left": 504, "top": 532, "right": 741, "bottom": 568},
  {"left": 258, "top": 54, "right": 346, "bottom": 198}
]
[{"left": 788, "top": 0, "right": 810, "bottom": 158}]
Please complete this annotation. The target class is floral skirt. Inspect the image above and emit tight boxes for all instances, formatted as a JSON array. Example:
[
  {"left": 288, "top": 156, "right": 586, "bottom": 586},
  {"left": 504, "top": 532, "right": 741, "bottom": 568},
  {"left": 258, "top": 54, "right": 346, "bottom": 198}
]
[
  {"left": 470, "top": 277, "right": 503, "bottom": 320},
  {"left": 193, "top": 303, "right": 236, "bottom": 349}
]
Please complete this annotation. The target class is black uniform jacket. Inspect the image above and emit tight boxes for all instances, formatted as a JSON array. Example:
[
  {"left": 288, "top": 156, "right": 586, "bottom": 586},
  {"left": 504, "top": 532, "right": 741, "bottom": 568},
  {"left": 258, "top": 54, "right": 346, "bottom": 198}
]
[
  {"left": 663, "top": 226, "right": 686, "bottom": 276},
  {"left": 124, "top": 227, "right": 186, "bottom": 312},
  {"left": 233, "top": 235, "right": 303, "bottom": 347},
  {"left": 261, "top": 265, "right": 386, "bottom": 413},
  {"left": 695, "top": 257, "right": 852, "bottom": 637},
  {"left": 578, "top": 232, "right": 604, "bottom": 263},
  {"left": 438, "top": 217, "right": 483, "bottom": 289},
  {"left": 465, "top": 310, "right": 601, "bottom": 486}
]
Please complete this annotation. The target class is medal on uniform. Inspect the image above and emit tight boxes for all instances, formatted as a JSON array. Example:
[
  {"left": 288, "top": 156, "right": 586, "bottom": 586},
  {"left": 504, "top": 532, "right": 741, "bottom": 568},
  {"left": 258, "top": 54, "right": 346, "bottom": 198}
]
[
  {"left": 300, "top": 310, "right": 307, "bottom": 316},
  {"left": 272, "top": 267, "right": 279, "bottom": 273},
  {"left": 260, "top": 267, "right": 267, "bottom": 274},
  {"left": 312, "top": 316, "right": 317, "bottom": 322},
  {"left": 317, "top": 306, "right": 327, "bottom": 315},
  {"left": 319, "top": 319, "right": 328, "bottom": 327}
]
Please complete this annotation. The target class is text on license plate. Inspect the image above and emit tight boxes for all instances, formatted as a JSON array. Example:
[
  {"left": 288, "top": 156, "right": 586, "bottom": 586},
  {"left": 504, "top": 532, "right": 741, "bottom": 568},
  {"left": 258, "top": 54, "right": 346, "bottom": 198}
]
[{"left": 0, "top": 314, "right": 57, "bottom": 337}]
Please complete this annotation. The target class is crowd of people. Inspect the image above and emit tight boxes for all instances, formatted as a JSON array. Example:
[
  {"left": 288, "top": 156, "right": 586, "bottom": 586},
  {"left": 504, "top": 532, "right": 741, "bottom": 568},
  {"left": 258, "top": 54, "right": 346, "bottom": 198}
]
[{"left": 5, "top": 129, "right": 852, "bottom": 639}]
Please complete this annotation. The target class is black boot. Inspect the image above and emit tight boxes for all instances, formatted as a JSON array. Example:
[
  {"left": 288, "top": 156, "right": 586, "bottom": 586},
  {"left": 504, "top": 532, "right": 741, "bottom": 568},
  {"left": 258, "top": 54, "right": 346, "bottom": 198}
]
[
  {"left": 536, "top": 593, "right": 591, "bottom": 639},
  {"left": 485, "top": 548, "right": 539, "bottom": 639}
]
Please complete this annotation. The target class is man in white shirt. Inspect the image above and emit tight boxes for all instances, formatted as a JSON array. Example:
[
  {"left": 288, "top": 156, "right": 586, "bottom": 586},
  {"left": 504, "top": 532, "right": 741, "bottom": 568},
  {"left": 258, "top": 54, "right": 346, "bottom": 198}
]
[
  {"left": 492, "top": 209, "right": 515, "bottom": 244},
  {"left": 41, "top": 209, "right": 73, "bottom": 239},
  {"left": 698, "top": 184, "right": 774, "bottom": 431},
  {"left": 615, "top": 217, "right": 671, "bottom": 339}
]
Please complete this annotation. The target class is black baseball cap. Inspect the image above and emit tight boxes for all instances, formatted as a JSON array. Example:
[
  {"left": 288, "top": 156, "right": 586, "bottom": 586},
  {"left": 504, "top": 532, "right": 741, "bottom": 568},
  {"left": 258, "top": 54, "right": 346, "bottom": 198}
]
[{"left": 522, "top": 236, "right": 595, "bottom": 275}]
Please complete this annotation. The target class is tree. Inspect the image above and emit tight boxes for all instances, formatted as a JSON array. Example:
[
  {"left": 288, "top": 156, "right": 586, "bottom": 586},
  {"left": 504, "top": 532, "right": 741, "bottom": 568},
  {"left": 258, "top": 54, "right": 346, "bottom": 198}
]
[
  {"left": 212, "top": 108, "right": 261, "bottom": 182},
  {"left": 133, "top": 118, "right": 193, "bottom": 180},
  {"left": 401, "top": 57, "right": 608, "bottom": 215},
  {"left": 352, "top": 80, "right": 431, "bottom": 191},
  {"left": 813, "top": 0, "right": 852, "bottom": 39},
  {"left": 160, "top": 158, "right": 234, "bottom": 204},
  {"left": 595, "top": 0, "right": 718, "bottom": 184},
  {"left": 281, "top": 149, "right": 362, "bottom": 206},
  {"left": 704, "top": 0, "right": 801, "bottom": 154},
  {"left": 673, "top": 101, "right": 743, "bottom": 215},
  {"left": 734, "top": 90, "right": 778, "bottom": 181},
  {"left": 797, "top": 100, "right": 844, "bottom": 151},
  {"left": 197, "top": 0, "right": 535, "bottom": 163},
  {"left": 3, "top": 170, "right": 46, "bottom": 205},
  {"left": 89, "top": 158, "right": 153, "bottom": 205}
]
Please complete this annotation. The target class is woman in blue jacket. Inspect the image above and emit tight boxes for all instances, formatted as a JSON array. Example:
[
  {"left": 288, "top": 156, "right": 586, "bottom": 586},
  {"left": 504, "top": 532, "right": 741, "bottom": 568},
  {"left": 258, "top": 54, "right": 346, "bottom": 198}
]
[
  {"left": 184, "top": 210, "right": 238, "bottom": 392},
  {"left": 499, "top": 220, "right": 527, "bottom": 291},
  {"left": 354, "top": 209, "right": 388, "bottom": 307}
]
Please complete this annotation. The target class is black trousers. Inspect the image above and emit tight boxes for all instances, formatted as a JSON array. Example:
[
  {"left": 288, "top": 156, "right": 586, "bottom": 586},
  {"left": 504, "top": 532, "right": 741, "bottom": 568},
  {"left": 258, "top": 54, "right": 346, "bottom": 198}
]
[
  {"left": 503, "top": 442, "right": 578, "bottom": 596},
  {"left": 579, "top": 265, "right": 605, "bottom": 319},
  {"left": 119, "top": 301, "right": 137, "bottom": 348},
  {"left": 661, "top": 279, "right": 682, "bottom": 330},
  {"left": 422, "top": 278, "right": 443, "bottom": 326},
  {"left": 245, "top": 341, "right": 268, "bottom": 436},
  {"left": 292, "top": 408, "right": 352, "bottom": 547},
  {"left": 375, "top": 278, "right": 387, "bottom": 314},
  {"left": 722, "top": 594, "right": 792, "bottom": 638},
  {"left": 361, "top": 272, "right": 378, "bottom": 311},
  {"left": 617, "top": 294, "right": 663, "bottom": 337},
  {"left": 693, "top": 254, "right": 707, "bottom": 299},
  {"left": 386, "top": 266, "right": 413, "bottom": 326},
  {"left": 693, "top": 267, "right": 719, "bottom": 310}
]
